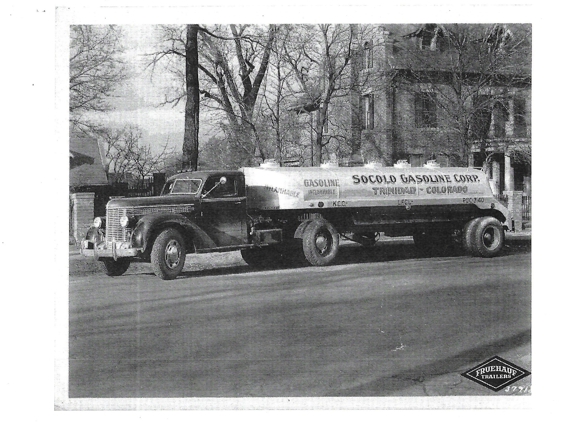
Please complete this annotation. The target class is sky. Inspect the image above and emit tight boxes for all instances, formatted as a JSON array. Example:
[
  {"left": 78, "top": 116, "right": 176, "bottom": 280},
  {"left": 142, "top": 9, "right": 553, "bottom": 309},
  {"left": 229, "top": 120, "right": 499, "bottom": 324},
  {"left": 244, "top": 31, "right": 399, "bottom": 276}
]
[{"left": 89, "top": 25, "right": 189, "bottom": 154}]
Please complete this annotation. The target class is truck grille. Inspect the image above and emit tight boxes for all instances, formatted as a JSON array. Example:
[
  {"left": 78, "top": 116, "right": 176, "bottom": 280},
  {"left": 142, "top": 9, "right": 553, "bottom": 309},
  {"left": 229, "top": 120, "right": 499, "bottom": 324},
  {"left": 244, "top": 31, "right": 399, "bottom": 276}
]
[
  {"left": 106, "top": 208, "right": 128, "bottom": 242},
  {"left": 105, "top": 205, "right": 194, "bottom": 243}
]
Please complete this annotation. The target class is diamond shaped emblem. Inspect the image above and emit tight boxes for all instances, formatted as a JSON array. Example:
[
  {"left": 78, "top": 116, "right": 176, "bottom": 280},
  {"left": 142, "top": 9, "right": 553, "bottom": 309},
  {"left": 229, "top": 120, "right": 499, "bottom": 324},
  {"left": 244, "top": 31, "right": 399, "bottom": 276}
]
[{"left": 461, "top": 356, "right": 531, "bottom": 392}]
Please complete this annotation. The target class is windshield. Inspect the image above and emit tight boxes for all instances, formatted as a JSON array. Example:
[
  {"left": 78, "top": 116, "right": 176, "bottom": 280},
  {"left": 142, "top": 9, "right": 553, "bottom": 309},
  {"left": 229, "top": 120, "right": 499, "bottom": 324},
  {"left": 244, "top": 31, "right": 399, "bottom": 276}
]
[{"left": 162, "top": 178, "right": 203, "bottom": 195}]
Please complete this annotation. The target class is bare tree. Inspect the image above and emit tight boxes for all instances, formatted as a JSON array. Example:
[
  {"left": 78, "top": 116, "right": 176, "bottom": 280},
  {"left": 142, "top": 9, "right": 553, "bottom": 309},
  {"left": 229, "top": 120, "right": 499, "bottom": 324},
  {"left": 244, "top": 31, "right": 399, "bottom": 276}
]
[
  {"left": 283, "top": 24, "right": 366, "bottom": 165},
  {"left": 149, "top": 24, "right": 276, "bottom": 169},
  {"left": 197, "top": 24, "right": 277, "bottom": 166},
  {"left": 147, "top": 25, "right": 200, "bottom": 170},
  {"left": 100, "top": 125, "right": 173, "bottom": 185},
  {"left": 257, "top": 25, "right": 309, "bottom": 165},
  {"left": 69, "top": 25, "right": 127, "bottom": 132},
  {"left": 183, "top": 25, "right": 200, "bottom": 170}
]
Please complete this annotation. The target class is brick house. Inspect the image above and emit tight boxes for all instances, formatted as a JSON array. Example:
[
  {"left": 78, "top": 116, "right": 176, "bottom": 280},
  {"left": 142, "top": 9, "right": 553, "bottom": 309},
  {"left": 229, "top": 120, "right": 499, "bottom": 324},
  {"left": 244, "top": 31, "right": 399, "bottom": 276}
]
[
  {"left": 69, "top": 131, "right": 108, "bottom": 244},
  {"left": 348, "top": 24, "right": 531, "bottom": 197}
]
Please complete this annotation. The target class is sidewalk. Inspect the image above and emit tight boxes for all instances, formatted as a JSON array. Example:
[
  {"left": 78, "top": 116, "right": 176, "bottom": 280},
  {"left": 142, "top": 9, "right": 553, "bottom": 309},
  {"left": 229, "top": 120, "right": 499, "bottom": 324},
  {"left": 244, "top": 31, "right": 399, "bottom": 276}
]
[{"left": 505, "top": 228, "right": 532, "bottom": 241}]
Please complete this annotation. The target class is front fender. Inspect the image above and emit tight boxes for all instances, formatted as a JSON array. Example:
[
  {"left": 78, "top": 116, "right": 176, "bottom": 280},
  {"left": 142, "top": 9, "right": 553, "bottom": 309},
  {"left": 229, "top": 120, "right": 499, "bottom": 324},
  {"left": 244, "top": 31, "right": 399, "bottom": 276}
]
[
  {"left": 131, "top": 213, "right": 217, "bottom": 252},
  {"left": 85, "top": 226, "right": 105, "bottom": 244}
]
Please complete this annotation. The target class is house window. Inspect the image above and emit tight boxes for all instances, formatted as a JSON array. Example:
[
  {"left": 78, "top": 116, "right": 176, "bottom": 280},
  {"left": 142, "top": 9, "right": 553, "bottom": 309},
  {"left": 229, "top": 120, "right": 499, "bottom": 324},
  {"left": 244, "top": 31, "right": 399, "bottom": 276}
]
[
  {"left": 471, "top": 94, "right": 493, "bottom": 140},
  {"left": 420, "top": 24, "right": 439, "bottom": 51},
  {"left": 513, "top": 97, "right": 527, "bottom": 137},
  {"left": 363, "top": 41, "right": 373, "bottom": 69},
  {"left": 414, "top": 92, "right": 437, "bottom": 128},
  {"left": 421, "top": 31, "right": 434, "bottom": 50},
  {"left": 492, "top": 101, "right": 508, "bottom": 138},
  {"left": 362, "top": 94, "right": 374, "bottom": 130}
]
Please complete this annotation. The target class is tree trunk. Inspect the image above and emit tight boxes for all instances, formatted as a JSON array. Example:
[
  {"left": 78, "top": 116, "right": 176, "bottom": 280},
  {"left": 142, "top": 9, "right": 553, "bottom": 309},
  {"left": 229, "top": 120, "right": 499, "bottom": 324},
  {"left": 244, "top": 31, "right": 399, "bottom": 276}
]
[
  {"left": 314, "top": 109, "right": 324, "bottom": 166},
  {"left": 183, "top": 24, "right": 200, "bottom": 171}
]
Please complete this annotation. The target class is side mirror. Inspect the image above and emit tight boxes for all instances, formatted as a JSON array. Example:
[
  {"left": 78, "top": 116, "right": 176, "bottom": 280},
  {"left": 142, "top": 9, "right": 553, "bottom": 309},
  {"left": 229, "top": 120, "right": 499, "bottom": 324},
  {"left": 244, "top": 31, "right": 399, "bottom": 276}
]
[{"left": 201, "top": 176, "right": 228, "bottom": 198}]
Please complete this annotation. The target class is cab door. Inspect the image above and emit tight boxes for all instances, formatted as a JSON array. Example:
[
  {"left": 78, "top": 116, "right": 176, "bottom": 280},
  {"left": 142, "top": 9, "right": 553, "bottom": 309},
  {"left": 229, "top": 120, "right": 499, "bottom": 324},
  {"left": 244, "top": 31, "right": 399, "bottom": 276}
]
[{"left": 198, "top": 174, "right": 248, "bottom": 248}]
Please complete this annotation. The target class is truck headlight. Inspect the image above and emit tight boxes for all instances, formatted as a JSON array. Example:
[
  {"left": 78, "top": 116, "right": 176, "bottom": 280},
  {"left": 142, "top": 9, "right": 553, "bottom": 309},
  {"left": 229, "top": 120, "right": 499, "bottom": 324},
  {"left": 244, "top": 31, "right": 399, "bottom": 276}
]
[
  {"left": 120, "top": 215, "right": 132, "bottom": 228},
  {"left": 94, "top": 217, "right": 105, "bottom": 228}
]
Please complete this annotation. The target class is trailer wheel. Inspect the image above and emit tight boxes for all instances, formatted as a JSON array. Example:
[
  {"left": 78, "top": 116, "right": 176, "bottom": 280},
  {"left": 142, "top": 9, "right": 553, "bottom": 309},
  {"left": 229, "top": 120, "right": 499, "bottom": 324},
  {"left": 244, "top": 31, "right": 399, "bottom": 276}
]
[
  {"left": 100, "top": 258, "right": 130, "bottom": 276},
  {"left": 470, "top": 217, "right": 505, "bottom": 258},
  {"left": 462, "top": 218, "right": 481, "bottom": 256},
  {"left": 151, "top": 228, "right": 186, "bottom": 280},
  {"left": 302, "top": 219, "right": 340, "bottom": 266}
]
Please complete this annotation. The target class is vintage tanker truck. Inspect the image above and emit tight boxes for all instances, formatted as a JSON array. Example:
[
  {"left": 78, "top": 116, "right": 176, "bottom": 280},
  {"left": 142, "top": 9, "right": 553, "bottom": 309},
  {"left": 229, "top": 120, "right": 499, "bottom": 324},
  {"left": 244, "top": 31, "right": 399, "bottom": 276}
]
[{"left": 81, "top": 162, "right": 510, "bottom": 279}]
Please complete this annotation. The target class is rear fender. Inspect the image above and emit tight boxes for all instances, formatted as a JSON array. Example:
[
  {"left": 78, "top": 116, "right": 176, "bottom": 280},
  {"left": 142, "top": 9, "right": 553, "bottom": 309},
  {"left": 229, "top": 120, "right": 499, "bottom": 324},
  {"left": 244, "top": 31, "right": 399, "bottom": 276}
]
[
  {"left": 131, "top": 213, "right": 217, "bottom": 252},
  {"left": 294, "top": 220, "right": 314, "bottom": 239}
]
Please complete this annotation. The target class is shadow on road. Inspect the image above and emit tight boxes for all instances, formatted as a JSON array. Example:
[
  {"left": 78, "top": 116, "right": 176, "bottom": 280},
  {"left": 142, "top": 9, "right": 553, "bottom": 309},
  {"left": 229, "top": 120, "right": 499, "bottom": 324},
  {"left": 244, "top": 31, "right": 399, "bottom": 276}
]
[{"left": 164, "top": 239, "right": 530, "bottom": 281}]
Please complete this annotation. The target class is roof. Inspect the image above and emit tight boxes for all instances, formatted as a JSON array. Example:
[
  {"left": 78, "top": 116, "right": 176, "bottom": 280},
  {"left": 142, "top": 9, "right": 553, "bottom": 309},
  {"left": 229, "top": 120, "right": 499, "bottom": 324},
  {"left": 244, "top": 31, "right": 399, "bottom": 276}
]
[
  {"left": 166, "top": 170, "right": 244, "bottom": 182},
  {"left": 70, "top": 131, "right": 108, "bottom": 188},
  {"left": 379, "top": 23, "right": 531, "bottom": 77}
]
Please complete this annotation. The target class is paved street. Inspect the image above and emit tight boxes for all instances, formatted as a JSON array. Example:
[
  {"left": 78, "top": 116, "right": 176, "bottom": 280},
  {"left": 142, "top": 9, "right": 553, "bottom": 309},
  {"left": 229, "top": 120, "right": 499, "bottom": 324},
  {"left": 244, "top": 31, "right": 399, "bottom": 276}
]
[{"left": 69, "top": 241, "right": 531, "bottom": 398}]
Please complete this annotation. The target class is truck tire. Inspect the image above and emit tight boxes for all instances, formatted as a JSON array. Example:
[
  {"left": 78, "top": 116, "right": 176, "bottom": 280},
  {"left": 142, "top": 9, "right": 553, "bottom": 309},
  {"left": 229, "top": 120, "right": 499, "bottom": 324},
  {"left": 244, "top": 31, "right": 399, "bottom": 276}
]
[
  {"left": 101, "top": 258, "right": 130, "bottom": 276},
  {"left": 462, "top": 218, "right": 481, "bottom": 256},
  {"left": 151, "top": 228, "right": 186, "bottom": 280},
  {"left": 302, "top": 219, "right": 340, "bottom": 266},
  {"left": 470, "top": 216, "right": 505, "bottom": 258}
]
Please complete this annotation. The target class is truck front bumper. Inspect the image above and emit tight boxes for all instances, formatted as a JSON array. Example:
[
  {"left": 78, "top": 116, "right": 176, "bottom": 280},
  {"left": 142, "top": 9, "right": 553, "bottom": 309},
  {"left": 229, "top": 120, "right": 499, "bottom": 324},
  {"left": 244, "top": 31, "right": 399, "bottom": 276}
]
[{"left": 80, "top": 240, "right": 141, "bottom": 260}]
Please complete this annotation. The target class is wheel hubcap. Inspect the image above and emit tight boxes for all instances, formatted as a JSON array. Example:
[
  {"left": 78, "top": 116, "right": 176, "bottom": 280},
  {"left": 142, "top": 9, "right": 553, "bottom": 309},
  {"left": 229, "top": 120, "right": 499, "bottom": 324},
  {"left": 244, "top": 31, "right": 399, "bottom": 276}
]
[
  {"left": 315, "top": 232, "right": 331, "bottom": 255},
  {"left": 165, "top": 240, "right": 181, "bottom": 269},
  {"left": 482, "top": 228, "right": 497, "bottom": 249}
]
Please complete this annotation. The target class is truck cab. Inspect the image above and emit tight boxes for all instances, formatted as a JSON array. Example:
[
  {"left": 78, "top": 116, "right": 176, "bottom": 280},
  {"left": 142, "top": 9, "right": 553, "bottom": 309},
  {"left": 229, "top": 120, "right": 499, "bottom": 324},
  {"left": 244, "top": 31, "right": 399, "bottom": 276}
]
[{"left": 81, "top": 170, "right": 250, "bottom": 279}]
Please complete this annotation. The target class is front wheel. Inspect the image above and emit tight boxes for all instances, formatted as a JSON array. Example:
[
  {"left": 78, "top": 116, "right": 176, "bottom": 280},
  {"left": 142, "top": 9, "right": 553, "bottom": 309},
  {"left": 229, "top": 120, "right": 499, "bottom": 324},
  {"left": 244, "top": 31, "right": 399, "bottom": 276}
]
[
  {"left": 151, "top": 228, "right": 186, "bottom": 280},
  {"left": 302, "top": 219, "right": 340, "bottom": 266},
  {"left": 101, "top": 259, "right": 130, "bottom": 276}
]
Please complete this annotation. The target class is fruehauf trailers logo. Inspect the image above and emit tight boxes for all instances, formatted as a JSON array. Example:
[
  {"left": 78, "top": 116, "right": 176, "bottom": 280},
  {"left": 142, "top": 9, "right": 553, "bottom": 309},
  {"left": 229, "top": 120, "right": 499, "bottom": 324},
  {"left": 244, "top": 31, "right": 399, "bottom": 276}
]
[{"left": 461, "top": 356, "right": 531, "bottom": 392}]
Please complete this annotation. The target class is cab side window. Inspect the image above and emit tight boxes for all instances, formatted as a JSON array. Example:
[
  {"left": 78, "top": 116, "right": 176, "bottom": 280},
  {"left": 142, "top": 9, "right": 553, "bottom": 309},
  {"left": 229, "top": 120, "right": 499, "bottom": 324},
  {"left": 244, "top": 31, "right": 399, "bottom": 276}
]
[{"left": 203, "top": 176, "right": 238, "bottom": 198}]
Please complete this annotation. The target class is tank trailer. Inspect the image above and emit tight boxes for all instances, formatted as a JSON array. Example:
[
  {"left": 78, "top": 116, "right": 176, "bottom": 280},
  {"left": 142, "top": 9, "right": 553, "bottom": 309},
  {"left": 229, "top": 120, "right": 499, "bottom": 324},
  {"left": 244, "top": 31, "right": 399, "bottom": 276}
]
[{"left": 81, "top": 163, "right": 510, "bottom": 279}]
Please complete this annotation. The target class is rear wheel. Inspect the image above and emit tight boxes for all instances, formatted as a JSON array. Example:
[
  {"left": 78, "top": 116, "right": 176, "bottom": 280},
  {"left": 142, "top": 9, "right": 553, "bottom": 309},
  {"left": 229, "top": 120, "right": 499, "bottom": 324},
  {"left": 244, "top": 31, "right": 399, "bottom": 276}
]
[
  {"left": 151, "top": 228, "right": 186, "bottom": 280},
  {"left": 302, "top": 219, "right": 340, "bottom": 266},
  {"left": 100, "top": 259, "right": 130, "bottom": 276},
  {"left": 470, "top": 217, "right": 505, "bottom": 258},
  {"left": 462, "top": 218, "right": 481, "bottom": 256}
]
